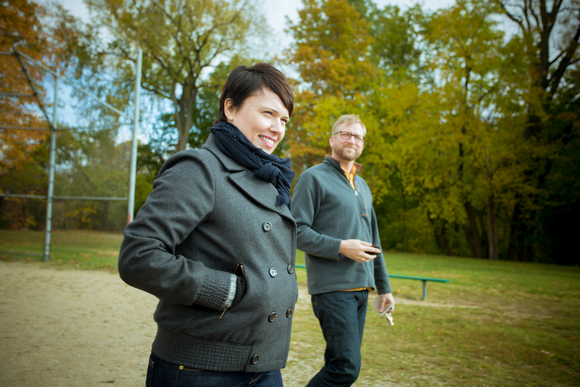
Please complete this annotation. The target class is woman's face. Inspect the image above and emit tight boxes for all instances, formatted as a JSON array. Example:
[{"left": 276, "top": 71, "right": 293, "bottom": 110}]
[{"left": 225, "top": 88, "right": 289, "bottom": 154}]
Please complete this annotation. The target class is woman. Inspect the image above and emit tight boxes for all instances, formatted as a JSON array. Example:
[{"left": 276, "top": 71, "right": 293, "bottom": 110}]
[{"left": 118, "top": 63, "right": 297, "bottom": 387}]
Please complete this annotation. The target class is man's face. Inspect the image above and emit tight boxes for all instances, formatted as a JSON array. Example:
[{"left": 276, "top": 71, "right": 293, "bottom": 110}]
[{"left": 329, "top": 122, "right": 365, "bottom": 162}]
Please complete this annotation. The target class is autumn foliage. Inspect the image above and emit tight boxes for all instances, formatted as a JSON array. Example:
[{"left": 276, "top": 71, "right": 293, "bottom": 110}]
[
  {"left": 0, "top": 0, "right": 92, "bottom": 229},
  {"left": 1, "top": 0, "right": 579, "bottom": 264},
  {"left": 0, "top": 0, "right": 52, "bottom": 178},
  {"left": 285, "top": 0, "right": 580, "bottom": 263}
]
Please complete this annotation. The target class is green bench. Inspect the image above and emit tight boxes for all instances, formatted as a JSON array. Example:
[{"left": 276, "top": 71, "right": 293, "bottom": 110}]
[
  {"left": 295, "top": 265, "right": 449, "bottom": 300},
  {"left": 388, "top": 274, "right": 450, "bottom": 300}
]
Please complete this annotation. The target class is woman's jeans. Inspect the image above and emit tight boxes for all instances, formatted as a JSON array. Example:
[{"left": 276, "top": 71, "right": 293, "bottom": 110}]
[
  {"left": 306, "top": 290, "right": 369, "bottom": 387},
  {"left": 146, "top": 352, "right": 284, "bottom": 387}
]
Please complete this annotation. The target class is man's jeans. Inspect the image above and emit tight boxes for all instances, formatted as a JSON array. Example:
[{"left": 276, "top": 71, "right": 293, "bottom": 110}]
[
  {"left": 307, "top": 290, "right": 369, "bottom": 387},
  {"left": 146, "top": 352, "right": 284, "bottom": 387}
]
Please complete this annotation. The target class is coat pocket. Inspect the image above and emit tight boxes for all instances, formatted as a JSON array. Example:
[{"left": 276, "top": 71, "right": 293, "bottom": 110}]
[{"left": 218, "top": 263, "right": 245, "bottom": 319}]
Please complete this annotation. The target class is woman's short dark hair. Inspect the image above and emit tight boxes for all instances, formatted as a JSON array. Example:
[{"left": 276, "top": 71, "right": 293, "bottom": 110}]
[{"left": 215, "top": 63, "right": 294, "bottom": 124}]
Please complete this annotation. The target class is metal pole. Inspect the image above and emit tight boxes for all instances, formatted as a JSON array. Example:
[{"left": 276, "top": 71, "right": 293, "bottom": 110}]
[
  {"left": 13, "top": 49, "right": 52, "bottom": 124},
  {"left": 43, "top": 68, "right": 59, "bottom": 262},
  {"left": 127, "top": 49, "right": 142, "bottom": 223}
]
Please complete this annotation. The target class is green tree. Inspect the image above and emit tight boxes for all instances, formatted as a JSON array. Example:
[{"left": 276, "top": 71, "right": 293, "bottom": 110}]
[
  {"left": 367, "top": 4, "right": 425, "bottom": 82},
  {"left": 0, "top": 0, "right": 86, "bottom": 230},
  {"left": 495, "top": 0, "right": 580, "bottom": 261},
  {"left": 285, "top": 0, "right": 580, "bottom": 263},
  {"left": 354, "top": 2, "right": 428, "bottom": 252},
  {"left": 286, "top": 0, "right": 436, "bottom": 253},
  {"left": 534, "top": 69, "right": 580, "bottom": 264},
  {"left": 286, "top": 0, "right": 376, "bottom": 172},
  {"left": 83, "top": 0, "right": 268, "bottom": 151},
  {"left": 363, "top": 0, "right": 532, "bottom": 259},
  {"left": 426, "top": 0, "right": 510, "bottom": 259},
  {"left": 54, "top": 127, "right": 131, "bottom": 231}
]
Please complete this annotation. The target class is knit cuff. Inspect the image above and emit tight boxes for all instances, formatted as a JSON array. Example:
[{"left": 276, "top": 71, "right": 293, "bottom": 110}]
[
  {"left": 222, "top": 273, "right": 237, "bottom": 309},
  {"left": 194, "top": 269, "right": 232, "bottom": 310},
  {"left": 231, "top": 274, "right": 246, "bottom": 307}
]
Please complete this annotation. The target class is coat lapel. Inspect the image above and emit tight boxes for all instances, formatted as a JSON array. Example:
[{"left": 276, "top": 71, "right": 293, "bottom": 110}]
[
  {"left": 203, "top": 135, "right": 295, "bottom": 222},
  {"left": 229, "top": 171, "right": 286, "bottom": 214}
]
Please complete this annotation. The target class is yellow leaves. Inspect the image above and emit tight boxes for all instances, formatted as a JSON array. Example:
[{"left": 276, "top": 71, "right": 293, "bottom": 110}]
[
  {"left": 286, "top": 0, "right": 381, "bottom": 172},
  {"left": 0, "top": 83, "right": 49, "bottom": 175},
  {"left": 65, "top": 205, "right": 98, "bottom": 227},
  {"left": 0, "top": 0, "right": 48, "bottom": 52},
  {"left": 287, "top": 0, "right": 375, "bottom": 95},
  {"left": 0, "top": 2, "right": 70, "bottom": 180},
  {"left": 1, "top": 197, "right": 43, "bottom": 230}
]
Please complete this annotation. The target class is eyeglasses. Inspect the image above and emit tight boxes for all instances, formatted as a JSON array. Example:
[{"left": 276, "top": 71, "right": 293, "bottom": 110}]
[{"left": 334, "top": 131, "right": 365, "bottom": 144}]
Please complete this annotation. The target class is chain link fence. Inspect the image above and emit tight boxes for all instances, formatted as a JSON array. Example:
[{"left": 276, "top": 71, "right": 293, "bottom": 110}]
[
  {"left": 0, "top": 48, "right": 141, "bottom": 261},
  {"left": 0, "top": 126, "right": 133, "bottom": 259}
]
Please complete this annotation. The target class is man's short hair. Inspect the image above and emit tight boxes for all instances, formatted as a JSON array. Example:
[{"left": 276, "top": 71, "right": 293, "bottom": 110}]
[
  {"left": 215, "top": 63, "right": 294, "bottom": 124},
  {"left": 331, "top": 114, "right": 367, "bottom": 136}
]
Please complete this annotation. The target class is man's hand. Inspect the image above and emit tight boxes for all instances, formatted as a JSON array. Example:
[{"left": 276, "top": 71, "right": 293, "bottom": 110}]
[
  {"left": 339, "top": 239, "right": 381, "bottom": 263},
  {"left": 379, "top": 292, "right": 395, "bottom": 314}
]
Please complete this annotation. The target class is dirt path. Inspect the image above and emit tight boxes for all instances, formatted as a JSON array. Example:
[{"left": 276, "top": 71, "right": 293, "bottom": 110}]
[
  {"left": 0, "top": 261, "right": 158, "bottom": 386},
  {"left": 0, "top": 261, "right": 326, "bottom": 387}
]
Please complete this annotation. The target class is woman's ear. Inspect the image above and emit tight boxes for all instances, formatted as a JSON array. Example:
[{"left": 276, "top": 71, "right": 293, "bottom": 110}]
[{"left": 224, "top": 98, "right": 235, "bottom": 121}]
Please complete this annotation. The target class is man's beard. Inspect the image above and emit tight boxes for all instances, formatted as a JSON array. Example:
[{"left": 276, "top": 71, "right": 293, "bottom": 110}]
[{"left": 335, "top": 145, "right": 362, "bottom": 161}]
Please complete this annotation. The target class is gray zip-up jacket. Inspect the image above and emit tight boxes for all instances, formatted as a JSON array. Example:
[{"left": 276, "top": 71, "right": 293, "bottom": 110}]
[
  {"left": 118, "top": 134, "right": 298, "bottom": 372},
  {"left": 291, "top": 157, "right": 391, "bottom": 295}
]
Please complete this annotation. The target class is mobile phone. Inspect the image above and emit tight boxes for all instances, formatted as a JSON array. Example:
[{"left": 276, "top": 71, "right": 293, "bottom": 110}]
[{"left": 365, "top": 244, "right": 381, "bottom": 255}]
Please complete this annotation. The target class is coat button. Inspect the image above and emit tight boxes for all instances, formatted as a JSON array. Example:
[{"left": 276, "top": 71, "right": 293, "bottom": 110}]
[
  {"left": 262, "top": 222, "right": 272, "bottom": 232},
  {"left": 269, "top": 268, "right": 277, "bottom": 278},
  {"left": 268, "top": 312, "right": 277, "bottom": 322},
  {"left": 286, "top": 308, "right": 293, "bottom": 318},
  {"left": 251, "top": 354, "right": 259, "bottom": 365},
  {"left": 287, "top": 264, "right": 294, "bottom": 274}
]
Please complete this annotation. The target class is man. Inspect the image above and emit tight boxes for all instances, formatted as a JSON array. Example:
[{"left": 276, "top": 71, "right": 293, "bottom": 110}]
[{"left": 291, "top": 114, "right": 395, "bottom": 387}]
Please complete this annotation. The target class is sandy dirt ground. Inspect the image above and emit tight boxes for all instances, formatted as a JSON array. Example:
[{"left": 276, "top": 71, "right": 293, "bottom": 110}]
[
  {"left": 0, "top": 261, "right": 158, "bottom": 386},
  {"left": 0, "top": 261, "right": 326, "bottom": 387}
]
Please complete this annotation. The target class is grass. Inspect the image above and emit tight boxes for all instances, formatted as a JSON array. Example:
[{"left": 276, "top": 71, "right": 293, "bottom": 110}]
[
  {"left": 1, "top": 230, "right": 579, "bottom": 386},
  {"left": 0, "top": 229, "right": 123, "bottom": 270},
  {"left": 292, "top": 250, "right": 580, "bottom": 386}
]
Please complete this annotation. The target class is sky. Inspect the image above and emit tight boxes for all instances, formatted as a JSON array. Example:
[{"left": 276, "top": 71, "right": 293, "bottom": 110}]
[{"left": 61, "top": 0, "right": 455, "bottom": 23}]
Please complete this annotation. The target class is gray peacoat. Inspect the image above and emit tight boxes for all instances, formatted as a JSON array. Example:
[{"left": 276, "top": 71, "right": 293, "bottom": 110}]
[{"left": 118, "top": 134, "right": 298, "bottom": 372}]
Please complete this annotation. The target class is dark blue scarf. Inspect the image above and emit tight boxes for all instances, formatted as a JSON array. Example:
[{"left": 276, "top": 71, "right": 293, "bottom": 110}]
[{"left": 211, "top": 121, "right": 295, "bottom": 209}]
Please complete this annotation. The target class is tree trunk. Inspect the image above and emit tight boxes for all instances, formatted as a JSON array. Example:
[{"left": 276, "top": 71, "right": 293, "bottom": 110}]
[
  {"left": 174, "top": 84, "right": 198, "bottom": 152},
  {"left": 477, "top": 210, "right": 489, "bottom": 258},
  {"left": 430, "top": 215, "right": 451, "bottom": 256},
  {"left": 402, "top": 187, "right": 407, "bottom": 253},
  {"left": 464, "top": 201, "right": 484, "bottom": 258},
  {"left": 487, "top": 195, "right": 498, "bottom": 260},
  {"left": 507, "top": 201, "right": 525, "bottom": 261},
  {"left": 458, "top": 116, "right": 484, "bottom": 258},
  {"left": 433, "top": 219, "right": 451, "bottom": 255}
]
